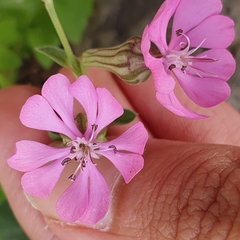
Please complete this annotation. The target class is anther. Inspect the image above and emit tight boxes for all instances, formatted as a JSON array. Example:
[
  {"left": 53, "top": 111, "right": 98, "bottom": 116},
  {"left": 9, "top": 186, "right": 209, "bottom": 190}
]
[
  {"left": 176, "top": 29, "right": 183, "bottom": 36},
  {"left": 92, "top": 124, "right": 98, "bottom": 132},
  {"left": 168, "top": 64, "right": 176, "bottom": 70},
  {"left": 61, "top": 157, "right": 72, "bottom": 166},
  {"left": 68, "top": 174, "right": 76, "bottom": 181},
  {"left": 82, "top": 160, "right": 87, "bottom": 168},
  {"left": 70, "top": 146, "right": 76, "bottom": 153},
  {"left": 181, "top": 65, "right": 187, "bottom": 73},
  {"left": 109, "top": 145, "right": 117, "bottom": 154}
]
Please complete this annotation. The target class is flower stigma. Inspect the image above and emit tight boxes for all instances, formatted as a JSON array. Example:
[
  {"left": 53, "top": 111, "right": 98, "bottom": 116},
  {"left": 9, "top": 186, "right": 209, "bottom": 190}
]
[
  {"left": 164, "top": 29, "right": 218, "bottom": 77},
  {"left": 61, "top": 124, "right": 117, "bottom": 181}
]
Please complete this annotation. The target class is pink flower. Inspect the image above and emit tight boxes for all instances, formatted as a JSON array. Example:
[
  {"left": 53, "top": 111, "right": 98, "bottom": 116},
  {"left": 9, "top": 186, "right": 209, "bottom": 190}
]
[
  {"left": 8, "top": 74, "right": 148, "bottom": 224},
  {"left": 141, "top": 0, "right": 236, "bottom": 118}
]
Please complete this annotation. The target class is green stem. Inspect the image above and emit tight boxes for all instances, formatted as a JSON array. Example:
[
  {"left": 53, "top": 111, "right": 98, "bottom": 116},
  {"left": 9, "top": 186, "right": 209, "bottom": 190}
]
[{"left": 43, "top": 0, "right": 81, "bottom": 76}]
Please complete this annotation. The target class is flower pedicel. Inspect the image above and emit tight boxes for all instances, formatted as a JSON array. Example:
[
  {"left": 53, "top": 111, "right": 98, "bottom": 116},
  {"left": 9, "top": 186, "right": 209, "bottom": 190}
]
[{"left": 8, "top": 74, "right": 148, "bottom": 224}]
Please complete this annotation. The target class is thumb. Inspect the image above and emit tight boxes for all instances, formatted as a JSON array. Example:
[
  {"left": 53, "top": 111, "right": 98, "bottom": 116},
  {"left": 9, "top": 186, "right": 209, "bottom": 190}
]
[
  {"left": 41, "top": 139, "right": 240, "bottom": 240},
  {"left": 1, "top": 85, "right": 240, "bottom": 239}
]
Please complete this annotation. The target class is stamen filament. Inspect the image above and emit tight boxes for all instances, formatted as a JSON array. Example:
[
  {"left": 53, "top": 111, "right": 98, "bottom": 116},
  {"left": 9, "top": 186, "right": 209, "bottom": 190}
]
[
  {"left": 68, "top": 158, "right": 87, "bottom": 181},
  {"left": 164, "top": 29, "right": 218, "bottom": 77},
  {"left": 187, "top": 38, "right": 206, "bottom": 56},
  {"left": 89, "top": 124, "right": 98, "bottom": 142}
]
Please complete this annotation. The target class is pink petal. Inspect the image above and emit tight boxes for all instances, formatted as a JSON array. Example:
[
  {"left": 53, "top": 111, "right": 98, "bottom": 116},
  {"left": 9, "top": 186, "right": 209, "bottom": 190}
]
[
  {"left": 192, "top": 49, "right": 236, "bottom": 81},
  {"left": 79, "top": 163, "right": 110, "bottom": 224},
  {"left": 175, "top": 69, "right": 231, "bottom": 107},
  {"left": 141, "top": 25, "right": 157, "bottom": 65},
  {"left": 187, "top": 15, "right": 235, "bottom": 49},
  {"left": 7, "top": 140, "right": 70, "bottom": 172},
  {"left": 20, "top": 95, "right": 76, "bottom": 139},
  {"left": 42, "top": 74, "right": 81, "bottom": 137},
  {"left": 100, "top": 151, "right": 144, "bottom": 184},
  {"left": 69, "top": 75, "right": 97, "bottom": 139},
  {"left": 56, "top": 169, "right": 89, "bottom": 222},
  {"left": 100, "top": 122, "right": 148, "bottom": 154},
  {"left": 149, "top": 58, "right": 176, "bottom": 94},
  {"left": 148, "top": 0, "right": 181, "bottom": 54},
  {"left": 141, "top": 26, "right": 176, "bottom": 94},
  {"left": 21, "top": 159, "right": 64, "bottom": 198},
  {"left": 156, "top": 91, "right": 207, "bottom": 119},
  {"left": 94, "top": 88, "right": 123, "bottom": 136},
  {"left": 170, "top": 0, "right": 222, "bottom": 48}
]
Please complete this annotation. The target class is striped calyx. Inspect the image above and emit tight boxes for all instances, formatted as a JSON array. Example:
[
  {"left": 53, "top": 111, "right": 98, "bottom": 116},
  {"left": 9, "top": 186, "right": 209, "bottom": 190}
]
[{"left": 82, "top": 36, "right": 151, "bottom": 84}]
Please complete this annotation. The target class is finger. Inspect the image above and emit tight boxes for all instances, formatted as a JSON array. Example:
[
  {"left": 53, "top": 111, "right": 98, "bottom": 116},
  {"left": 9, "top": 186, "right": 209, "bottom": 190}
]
[
  {"left": 45, "top": 139, "right": 240, "bottom": 240},
  {"left": 0, "top": 85, "right": 57, "bottom": 239},
  {"left": 115, "top": 73, "right": 240, "bottom": 145},
  {"left": 2, "top": 85, "right": 240, "bottom": 239},
  {"left": 0, "top": 79, "right": 149, "bottom": 238}
]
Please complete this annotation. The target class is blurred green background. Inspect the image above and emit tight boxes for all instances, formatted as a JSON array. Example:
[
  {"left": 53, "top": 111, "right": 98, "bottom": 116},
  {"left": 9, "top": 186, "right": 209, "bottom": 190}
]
[
  {"left": 0, "top": 0, "right": 94, "bottom": 87},
  {"left": 0, "top": 187, "right": 28, "bottom": 240}
]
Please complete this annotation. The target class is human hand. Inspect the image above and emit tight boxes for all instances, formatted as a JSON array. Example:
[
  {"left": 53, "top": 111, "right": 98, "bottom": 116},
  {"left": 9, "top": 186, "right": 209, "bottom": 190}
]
[{"left": 1, "top": 67, "right": 240, "bottom": 240}]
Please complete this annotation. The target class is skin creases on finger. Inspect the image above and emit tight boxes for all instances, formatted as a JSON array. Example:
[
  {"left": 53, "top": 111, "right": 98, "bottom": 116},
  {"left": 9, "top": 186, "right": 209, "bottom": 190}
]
[{"left": 46, "top": 139, "right": 240, "bottom": 240}]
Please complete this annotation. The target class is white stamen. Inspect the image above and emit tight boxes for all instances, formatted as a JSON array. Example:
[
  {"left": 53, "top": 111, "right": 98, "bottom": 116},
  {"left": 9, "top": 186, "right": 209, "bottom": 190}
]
[
  {"left": 61, "top": 130, "right": 117, "bottom": 181},
  {"left": 164, "top": 29, "right": 218, "bottom": 77}
]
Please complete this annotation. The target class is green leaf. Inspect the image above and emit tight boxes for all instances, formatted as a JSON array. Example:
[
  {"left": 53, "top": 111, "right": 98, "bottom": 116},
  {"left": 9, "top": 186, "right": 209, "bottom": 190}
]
[
  {"left": 55, "top": 0, "right": 94, "bottom": 44},
  {"left": 75, "top": 113, "right": 87, "bottom": 134},
  {"left": 0, "top": 199, "right": 28, "bottom": 240},
  {"left": 35, "top": 46, "right": 81, "bottom": 73},
  {"left": 0, "top": 45, "right": 21, "bottom": 71},
  {"left": 112, "top": 109, "right": 137, "bottom": 125},
  {"left": 35, "top": 46, "right": 69, "bottom": 68},
  {"left": 60, "top": 134, "right": 71, "bottom": 146},
  {"left": 96, "top": 127, "right": 107, "bottom": 142},
  {"left": 0, "top": 71, "right": 17, "bottom": 87},
  {"left": 0, "top": 19, "right": 19, "bottom": 47},
  {"left": 0, "top": 187, "right": 6, "bottom": 205},
  {"left": 0, "top": 0, "right": 39, "bottom": 13},
  {"left": 26, "top": 5, "right": 60, "bottom": 69},
  {"left": 48, "top": 131, "right": 62, "bottom": 141}
]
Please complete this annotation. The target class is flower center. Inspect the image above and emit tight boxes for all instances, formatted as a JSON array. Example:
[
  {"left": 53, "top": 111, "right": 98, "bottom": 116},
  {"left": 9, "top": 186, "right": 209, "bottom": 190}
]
[
  {"left": 61, "top": 124, "right": 117, "bottom": 181},
  {"left": 164, "top": 29, "right": 218, "bottom": 77}
]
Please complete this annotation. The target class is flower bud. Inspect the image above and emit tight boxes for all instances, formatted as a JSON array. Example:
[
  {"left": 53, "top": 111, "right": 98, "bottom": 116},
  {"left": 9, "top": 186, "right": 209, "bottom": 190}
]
[{"left": 82, "top": 36, "right": 151, "bottom": 84}]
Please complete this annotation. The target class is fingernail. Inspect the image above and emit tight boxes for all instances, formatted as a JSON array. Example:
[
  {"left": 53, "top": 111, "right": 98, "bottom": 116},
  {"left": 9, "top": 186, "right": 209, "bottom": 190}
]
[{"left": 24, "top": 156, "right": 123, "bottom": 229}]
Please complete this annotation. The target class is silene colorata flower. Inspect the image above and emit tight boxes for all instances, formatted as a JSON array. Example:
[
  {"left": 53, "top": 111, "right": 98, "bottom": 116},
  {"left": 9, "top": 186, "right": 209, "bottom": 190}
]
[
  {"left": 141, "top": 0, "right": 236, "bottom": 118},
  {"left": 8, "top": 73, "right": 148, "bottom": 225}
]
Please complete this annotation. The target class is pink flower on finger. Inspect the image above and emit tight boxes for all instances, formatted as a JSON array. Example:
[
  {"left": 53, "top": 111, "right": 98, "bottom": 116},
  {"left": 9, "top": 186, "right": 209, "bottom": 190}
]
[
  {"left": 141, "top": 0, "right": 236, "bottom": 118},
  {"left": 8, "top": 74, "right": 148, "bottom": 225}
]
